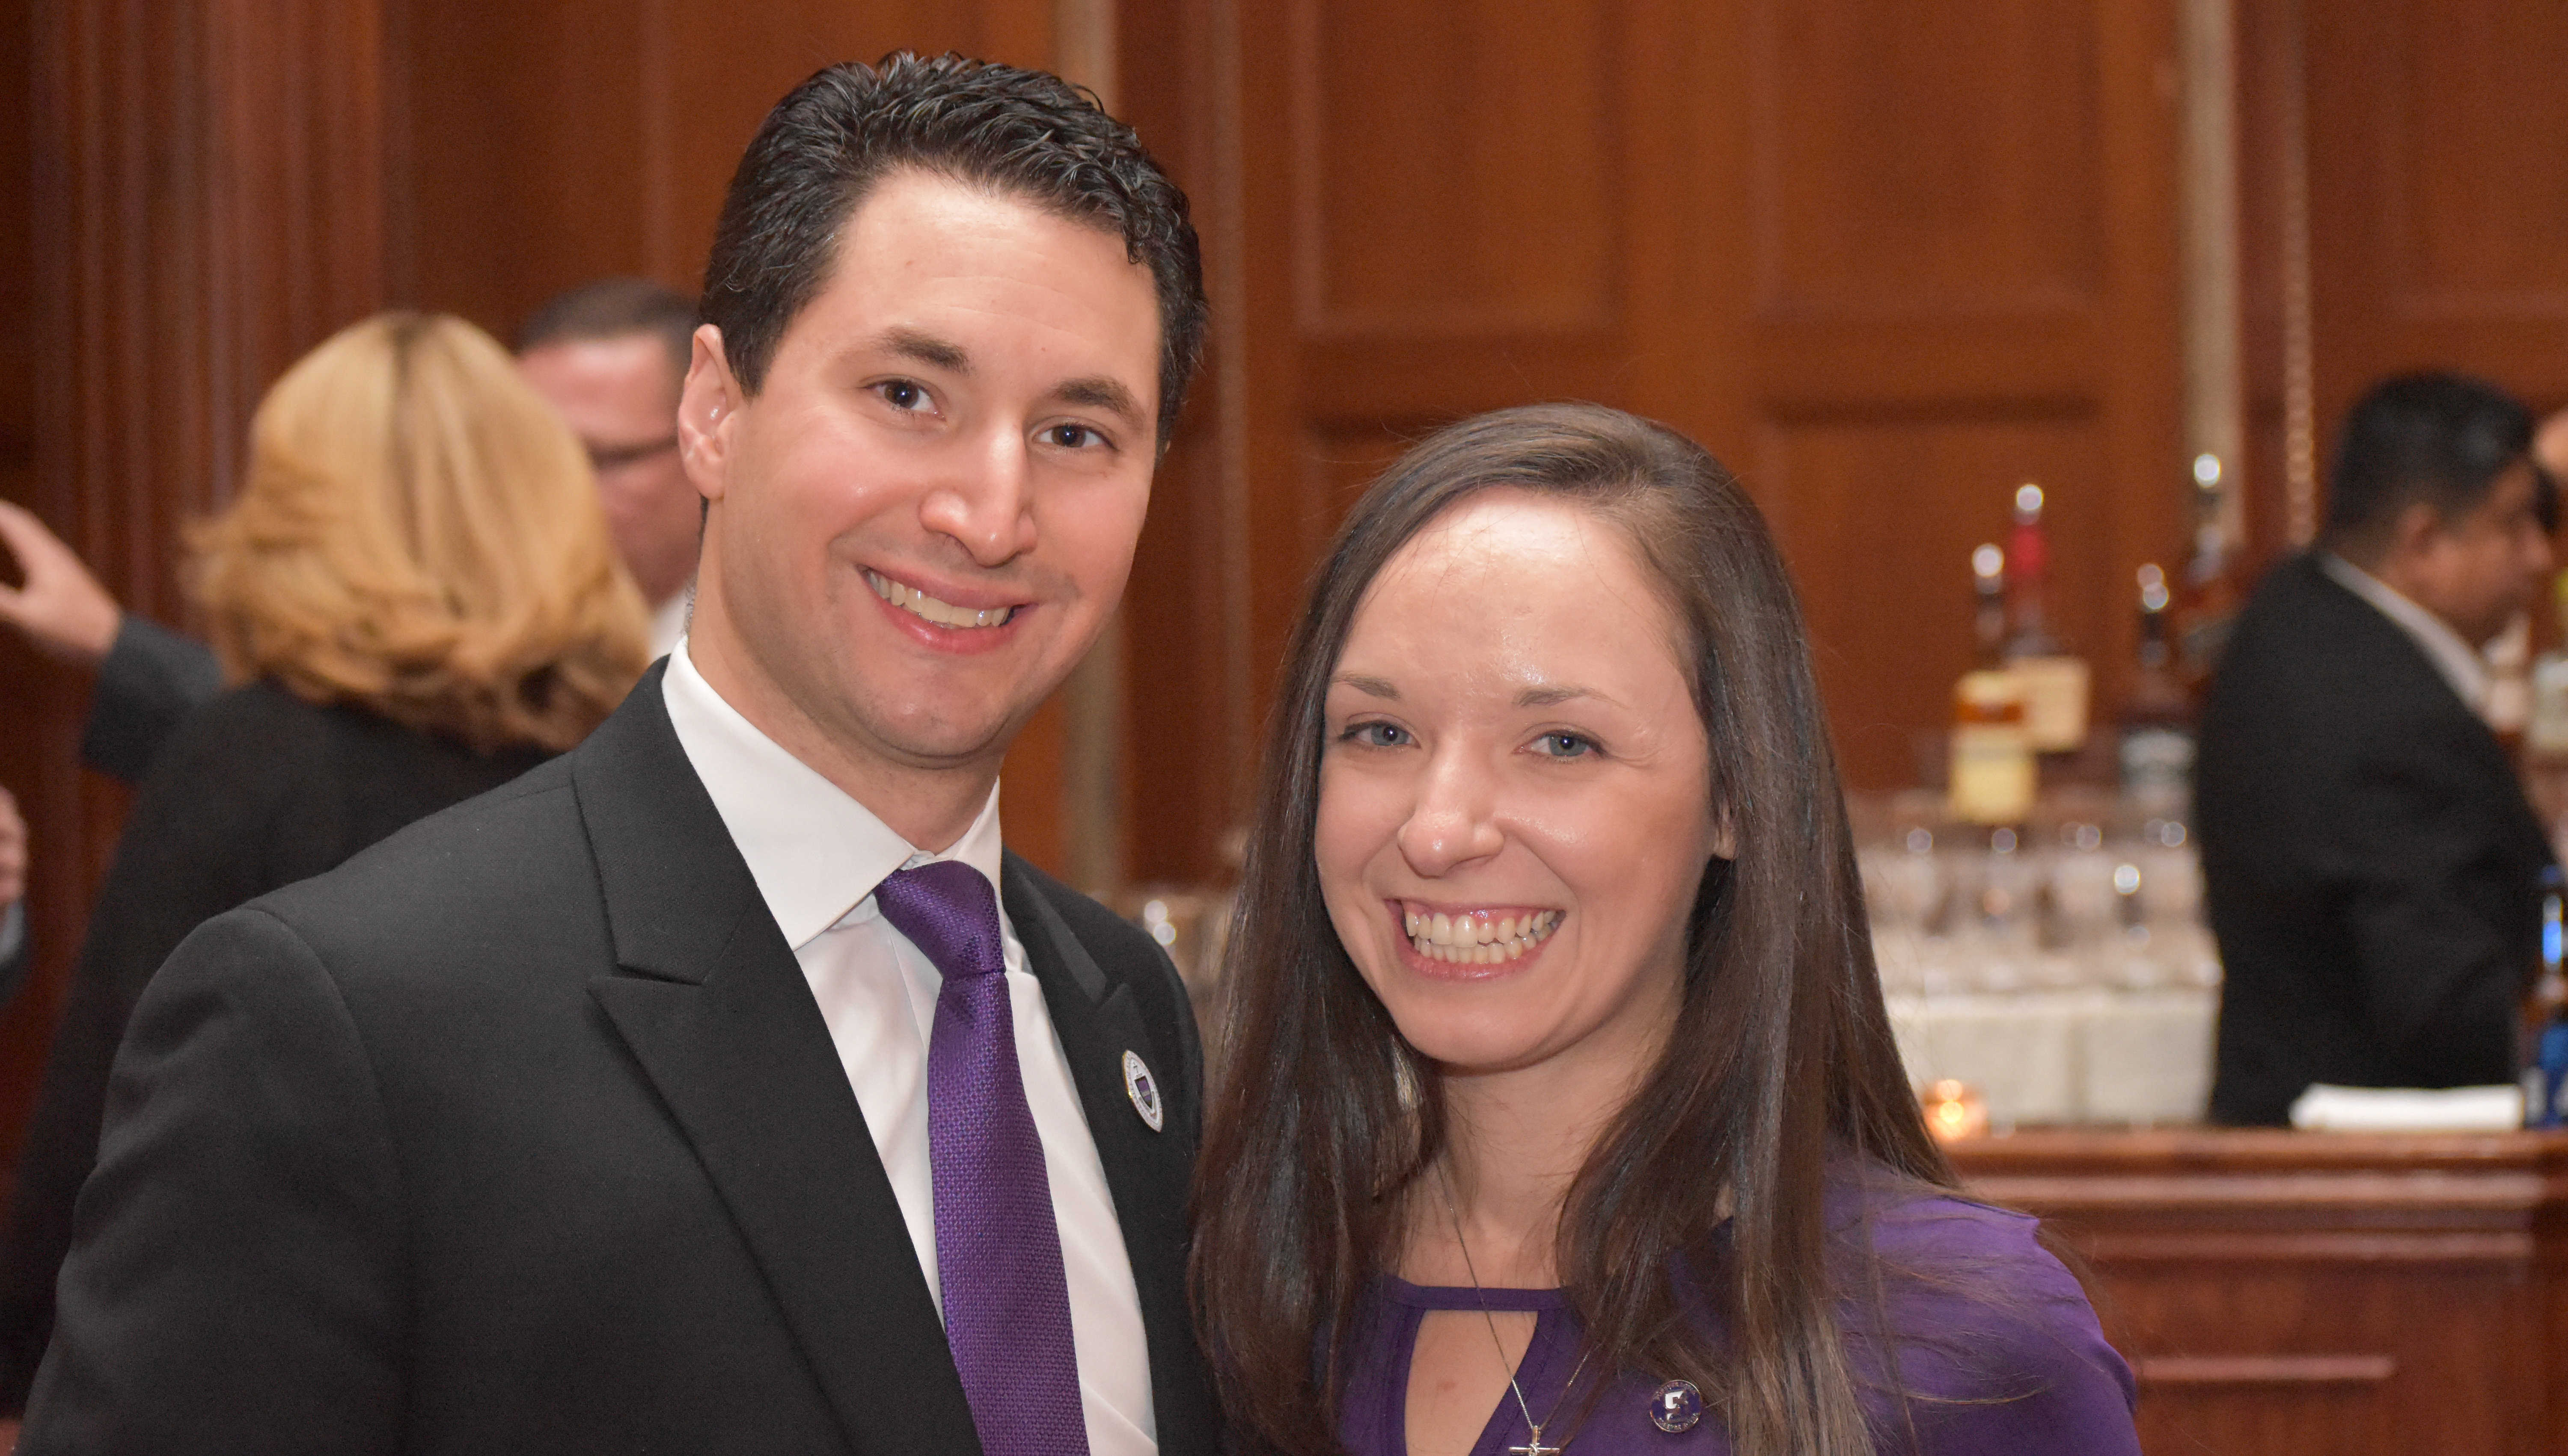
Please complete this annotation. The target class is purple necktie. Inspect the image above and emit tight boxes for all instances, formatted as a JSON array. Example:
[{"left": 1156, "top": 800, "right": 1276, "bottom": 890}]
[{"left": 872, "top": 860, "right": 1091, "bottom": 1456}]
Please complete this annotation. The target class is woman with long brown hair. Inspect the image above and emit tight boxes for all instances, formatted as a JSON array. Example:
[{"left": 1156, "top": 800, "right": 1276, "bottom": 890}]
[
  {"left": 0, "top": 313, "right": 650, "bottom": 1421},
  {"left": 1192, "top": 404, "right": 2136, "bottom": 1455}
]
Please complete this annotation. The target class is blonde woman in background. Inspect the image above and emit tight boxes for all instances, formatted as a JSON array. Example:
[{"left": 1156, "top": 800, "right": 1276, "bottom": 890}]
[{"left": 0, "top": 313, "right": 650, "bottom": 1424}]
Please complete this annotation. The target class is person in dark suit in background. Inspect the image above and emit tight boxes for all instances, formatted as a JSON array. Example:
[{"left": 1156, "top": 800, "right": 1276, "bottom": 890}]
[
  {"left": 0, "top": 280, "right": 703, "bottom": 784},
  {"left": 22, "top": 53, "right": 1213, "bottom": 1455},
  {"left": 0, "top": 313, "right": 651, "bottom": 1435},
  {"left": 518, "top": 278, "right": 706, "bottom": 655},
  {"left": 2198, "top": 372, "right": 2559, "bottom": 1127},
  {"left": 0, "top": 787, "right": 26, "bottom": 1009}
]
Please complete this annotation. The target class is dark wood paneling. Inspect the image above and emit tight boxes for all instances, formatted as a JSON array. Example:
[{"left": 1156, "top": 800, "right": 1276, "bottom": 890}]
[
  {"left": 2238, "top": 0, "right": 2568, "bottom": 564},
  {"left": 1173, "top": 0, "right": 2185, "bottom": 816},
  {"left": 6, "top": 0, "right": 393, "bottom": 1162},
  {"left": 1953, "top": 1130, "right": 2568, "bottom": 1455},
  {"left": 1293, "top": 0, "right": 1619, "bottom": 337},
  {"left": 1754, "top": 0, "right": 2104, "bottom": 314}
]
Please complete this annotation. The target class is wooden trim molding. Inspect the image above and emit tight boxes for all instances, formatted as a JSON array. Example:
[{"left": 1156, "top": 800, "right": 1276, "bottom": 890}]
[{"left": 2138, "top": 1353, "right": 2399, "bottom": 1385}]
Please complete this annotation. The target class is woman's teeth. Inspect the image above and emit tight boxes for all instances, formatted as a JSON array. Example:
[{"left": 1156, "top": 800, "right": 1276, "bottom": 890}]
[
  {"left": 866, "top": 569, "right": 1014, "bottom": 629},
  {"left": 1402, "top": 908, "right": 1561, "bottom": 965}
]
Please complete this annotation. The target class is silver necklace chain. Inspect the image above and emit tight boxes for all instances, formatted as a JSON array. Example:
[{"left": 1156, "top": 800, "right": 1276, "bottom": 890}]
[{"left": 1439, "top": 1166, "right": 1593, "bottom": 1456}]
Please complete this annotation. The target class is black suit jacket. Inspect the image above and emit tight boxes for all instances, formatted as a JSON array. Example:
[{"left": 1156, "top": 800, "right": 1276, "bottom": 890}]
[
  {"left": 79, "top": 616, "right": 222, "bottom": 784},
  {"left": 2196, "top": 554, "right": 2556, "bottom": 1125},
  {"left": 0, "top": 682, "right": 547, "bottom": 1411},
  {"left": 21, "top": 662, "right": 1215, "bottom": 1454}
]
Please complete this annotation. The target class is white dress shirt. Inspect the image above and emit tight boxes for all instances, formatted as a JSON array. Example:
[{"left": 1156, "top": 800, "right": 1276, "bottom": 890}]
[
  {"left": 2319, "top": 553, "right": 2493, "bottom": 715},
  {"left": 661, "top": 640, "right": 1156, "bottom": 1456}
]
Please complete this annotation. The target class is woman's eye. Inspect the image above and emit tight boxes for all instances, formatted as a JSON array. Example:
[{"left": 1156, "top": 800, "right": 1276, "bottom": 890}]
[
  {"left": 1340, "top": 721, "right": 1411, "bottom": 749},
  {"left": 1532, "top": 731, "right": 1597, "bottom": 759},
  {"left": 877, "top": 380, "right": 932, "bottom": 412}
]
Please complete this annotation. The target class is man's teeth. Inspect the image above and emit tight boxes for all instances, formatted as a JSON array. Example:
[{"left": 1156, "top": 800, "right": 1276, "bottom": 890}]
[
  {"left": 1401, "top": 908, "right": 1562, "bottom": 964},
  {"left": 866, "top": 569, "right": 1014, "bottom": 629}
]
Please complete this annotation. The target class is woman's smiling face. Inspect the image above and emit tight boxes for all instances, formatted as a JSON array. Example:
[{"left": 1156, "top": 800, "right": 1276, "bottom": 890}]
[{"left": 1316, "top": 488, "right": 1725, "bottom": 1079}]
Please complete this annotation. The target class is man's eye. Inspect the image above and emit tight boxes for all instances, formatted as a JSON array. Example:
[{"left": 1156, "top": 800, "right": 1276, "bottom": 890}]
[
  {"left": 878, "top": 380, "right": 931, "bottom": 412},
  {"left": 1339, "top": 721, "right": 1410, "bottom": 749},
  {"left": 1045, "top": 423, "right": 1105, "bottom": 449}
]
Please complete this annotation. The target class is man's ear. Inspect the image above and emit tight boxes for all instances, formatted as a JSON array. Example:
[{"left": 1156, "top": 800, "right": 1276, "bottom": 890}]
[
  {"left": 679, "top": 324, "right": 742, "bottom": 502},
  {"left": 2389, "top": 498, "right": 2447, "bottom": 562}
]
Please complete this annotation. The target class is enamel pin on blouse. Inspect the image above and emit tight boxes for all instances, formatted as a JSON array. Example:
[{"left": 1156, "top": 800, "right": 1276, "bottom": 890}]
[
  {"left": 1650, "top": 1379, "right": 1703, "bottom": 1434},
  {"left": 1122, "top": 1050, "right": 1164, "bottom": 1132}
]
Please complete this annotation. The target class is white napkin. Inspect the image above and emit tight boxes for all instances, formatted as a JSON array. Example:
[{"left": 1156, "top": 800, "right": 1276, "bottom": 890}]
[{"left": 2286, "top": 1082, "right": 2523, "bottom": 1131}]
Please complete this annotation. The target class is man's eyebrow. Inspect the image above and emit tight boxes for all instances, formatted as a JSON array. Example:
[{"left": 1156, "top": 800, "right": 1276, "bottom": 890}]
[
  {"left": 1516, "top": 684, "right": 1598, "bottom": 708},
  {"left": 1052, "top": 375, "right": 1148, "bottom": 431},
  {"left": 872, "top": 327, "right": 971, "bottom": 374},
  {"left": 1332, "top": 673, "right": 1400, "bottom": 700}
]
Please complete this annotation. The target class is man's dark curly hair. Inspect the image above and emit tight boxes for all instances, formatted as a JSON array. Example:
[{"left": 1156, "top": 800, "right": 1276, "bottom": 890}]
[{"left": 701, "top": 52, "right": 1207, "bottom": 447}]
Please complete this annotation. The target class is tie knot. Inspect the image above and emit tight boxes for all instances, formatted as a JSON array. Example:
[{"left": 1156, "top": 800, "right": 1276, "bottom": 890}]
[{"left": 873, "top": 860, "right": 1006, "bottom": 980}]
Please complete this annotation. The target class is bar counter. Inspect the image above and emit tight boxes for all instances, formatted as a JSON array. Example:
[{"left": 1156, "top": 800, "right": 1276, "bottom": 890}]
[{"left": 1947, "top": 1127, "right": 2568, "bottom": 1454}]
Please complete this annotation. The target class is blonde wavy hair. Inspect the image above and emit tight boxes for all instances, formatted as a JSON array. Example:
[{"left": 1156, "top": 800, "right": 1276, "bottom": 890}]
[{"left": 192, "top": 313, "right": 652, "bottom": 753}]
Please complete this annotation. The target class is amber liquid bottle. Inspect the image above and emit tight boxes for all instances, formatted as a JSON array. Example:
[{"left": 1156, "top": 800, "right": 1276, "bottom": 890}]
[
  {"left": 2001, "top": 483, "right": 2092, "bottom": 756},
  {"left": 1952, "top": 543, "right": 2036, "bottom": 828}
]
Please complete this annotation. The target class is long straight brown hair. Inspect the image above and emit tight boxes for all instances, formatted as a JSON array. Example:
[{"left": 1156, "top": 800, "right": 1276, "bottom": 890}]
[{"left": 1189, "top": 403, "right": 1952, "bottom": 1456}]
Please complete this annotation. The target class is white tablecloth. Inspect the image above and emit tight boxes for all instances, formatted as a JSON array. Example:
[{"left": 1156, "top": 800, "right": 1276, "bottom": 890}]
[{"left": 1884, "top": 987, "right": 2216, "bottom": 1127}]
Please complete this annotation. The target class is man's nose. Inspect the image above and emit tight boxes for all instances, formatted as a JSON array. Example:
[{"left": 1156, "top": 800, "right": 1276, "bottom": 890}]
[{"left": 921, "top": 430, "right": 1040, "bottom": 567}]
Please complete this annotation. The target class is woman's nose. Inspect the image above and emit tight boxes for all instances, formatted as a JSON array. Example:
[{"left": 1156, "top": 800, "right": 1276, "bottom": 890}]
[{"left": 1396, "top": 756, "right": 1504, "bottom": 875}]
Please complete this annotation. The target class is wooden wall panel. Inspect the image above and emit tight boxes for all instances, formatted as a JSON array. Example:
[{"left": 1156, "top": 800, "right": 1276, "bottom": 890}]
[
  {"left": 1755, "top": 0, "right": 2103, "bottom": 313},
  {"left": 4, "top": 0, "right": 394, "bottom": 1163},
  {"left": 1293, "top": 0, "right": 1618, "bottom": 335},
  {"left": 2237, "top": 0, "right": 2568, "bottom": 561},
  {"left": 1167, "top": 0, "right": 2186, "bottom": 829}
]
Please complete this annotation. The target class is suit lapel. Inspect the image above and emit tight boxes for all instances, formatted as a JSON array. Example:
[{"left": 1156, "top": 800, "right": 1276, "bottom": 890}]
[
  {"left": 573, "top": 667, "right": 979, "bottom": 1456},
  {"left": 1002, "top": 857, "right": 1218, "bottom": 1456}
]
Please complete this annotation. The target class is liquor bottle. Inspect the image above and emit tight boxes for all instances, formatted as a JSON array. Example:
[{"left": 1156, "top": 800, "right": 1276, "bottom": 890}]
[
  {"left": 2117, "top": 563, "right": 2196, "bottom": 816},
  {"left": 2524, "top": 573, "right": 2568, "bottom": 757},
  {"left": 2000, "top": 483, "right": 2091, "bottom": 754},
  {"left": 1951, "top": 544, "right": 2036, "bottom": 828},
  {"left": 2523, "top": 866, "right": 2568, "bottom": 1129},
  {"left": 2175, "top": 453, "right": 2243, "bottom": 691}
]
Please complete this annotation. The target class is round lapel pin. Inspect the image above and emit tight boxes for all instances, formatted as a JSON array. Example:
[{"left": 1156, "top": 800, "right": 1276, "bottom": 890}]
[
  {"left": 1649, "top": 1378, "right": 1703, "bottom": 1434},
  {"left": 1122, "top": 1050, "right": 1165, "bottom": 1132}
]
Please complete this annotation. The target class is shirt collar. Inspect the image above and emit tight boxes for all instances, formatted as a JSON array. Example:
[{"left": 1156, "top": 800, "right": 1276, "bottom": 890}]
[
  {"left": 2318, "top": 552, "right": 2493, "bottom": 714},
  {"left": 660, "top": 638, "right": 1007, "bottom": 951}
]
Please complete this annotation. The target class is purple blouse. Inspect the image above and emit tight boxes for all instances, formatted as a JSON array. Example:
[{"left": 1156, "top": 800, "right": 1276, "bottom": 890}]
[{"left": 1335, "top": 1188, "right": 2140, "bottom": 1456}]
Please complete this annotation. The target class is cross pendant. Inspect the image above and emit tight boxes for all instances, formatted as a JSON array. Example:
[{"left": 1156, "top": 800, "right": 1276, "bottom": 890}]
[{"left": 1508, "top": 1431, "right": 1561, "bottom": 1456}]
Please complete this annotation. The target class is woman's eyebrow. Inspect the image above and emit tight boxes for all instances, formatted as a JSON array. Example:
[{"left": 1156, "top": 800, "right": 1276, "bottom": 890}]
[
  {"left": 1516, "top": 684, "right": 1597, "bottom": 708},
  {"left": 1331, "top": 673, "right": 1400, "bottom": 700}
]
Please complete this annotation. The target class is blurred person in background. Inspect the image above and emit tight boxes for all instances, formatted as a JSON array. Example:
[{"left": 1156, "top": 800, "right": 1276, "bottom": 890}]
[
  {"left": 517, "top": 277, "right": 704, "bottom": 651},
  {"left": 0, "top": 787, "right": 24, "bottom": 1008},
  {"left": 0, "top": 279, "right": 699, "bottom": 784},
  {"left": 0, "top": 312, "right": 650, "bottom": 1431},
  {"left": 2199, "top": 372, "right": 2559, "bottom": 1127}
]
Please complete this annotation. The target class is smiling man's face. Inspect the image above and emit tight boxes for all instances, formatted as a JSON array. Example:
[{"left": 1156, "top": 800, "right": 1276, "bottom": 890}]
[{"left": 680, "top": 168, "right": 1161, "bottom": 832}]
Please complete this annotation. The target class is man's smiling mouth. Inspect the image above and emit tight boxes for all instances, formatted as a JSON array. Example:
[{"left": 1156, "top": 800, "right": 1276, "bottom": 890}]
[{"left": 865, "top": 569, "right": 1018, "bottom": 629}]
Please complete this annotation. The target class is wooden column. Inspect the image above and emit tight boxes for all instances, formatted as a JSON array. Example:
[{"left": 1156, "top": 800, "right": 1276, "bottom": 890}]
[{"left": 0, "top": 0, "right": 392, "bottom": 1158}]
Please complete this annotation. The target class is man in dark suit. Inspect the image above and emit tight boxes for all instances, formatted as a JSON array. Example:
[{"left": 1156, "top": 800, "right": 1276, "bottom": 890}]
[
  {"left": 2199, "top": 372, "right": 2559, "bottom": 1126},
  {"left": 21, "top": 53, "right": 1214, "bottom": 1454}
]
